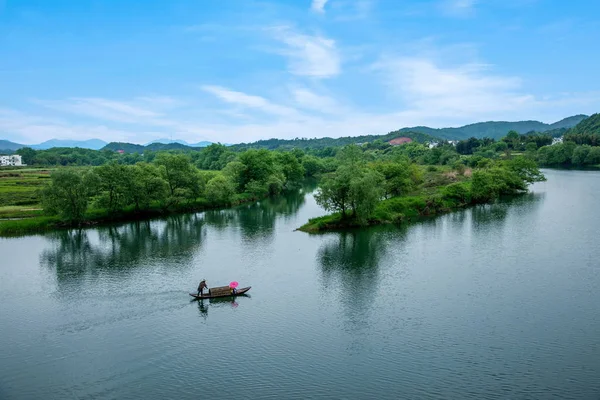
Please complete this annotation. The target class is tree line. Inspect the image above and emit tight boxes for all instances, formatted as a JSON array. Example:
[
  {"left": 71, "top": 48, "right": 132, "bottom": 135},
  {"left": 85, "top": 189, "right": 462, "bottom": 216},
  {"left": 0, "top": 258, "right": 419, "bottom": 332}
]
[{"left": 41, "top": 150, "right": 308, "bottom": 224}]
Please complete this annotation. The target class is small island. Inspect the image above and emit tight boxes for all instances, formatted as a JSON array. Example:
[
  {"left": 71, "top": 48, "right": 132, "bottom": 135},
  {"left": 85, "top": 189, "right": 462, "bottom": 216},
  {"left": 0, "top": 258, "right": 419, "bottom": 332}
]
[{"left": 298, "top": 145, "right": 545, "bottom": 232}]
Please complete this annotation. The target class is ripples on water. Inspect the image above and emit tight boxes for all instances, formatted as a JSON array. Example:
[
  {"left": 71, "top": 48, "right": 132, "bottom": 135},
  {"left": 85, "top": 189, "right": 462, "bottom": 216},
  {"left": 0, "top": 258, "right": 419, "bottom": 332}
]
[{"left": 1, "top": 172, "right": 600, "bottom": 399}]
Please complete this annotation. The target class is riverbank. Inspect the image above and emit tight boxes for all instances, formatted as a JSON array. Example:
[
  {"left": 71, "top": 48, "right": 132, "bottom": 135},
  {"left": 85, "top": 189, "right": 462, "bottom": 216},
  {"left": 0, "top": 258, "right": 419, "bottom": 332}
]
[
  {"left": 0, "top": 193, "right": 260, "bottom": 237},
  {"left": 299, "top": 186, "right": 473, "bottom": 233}
]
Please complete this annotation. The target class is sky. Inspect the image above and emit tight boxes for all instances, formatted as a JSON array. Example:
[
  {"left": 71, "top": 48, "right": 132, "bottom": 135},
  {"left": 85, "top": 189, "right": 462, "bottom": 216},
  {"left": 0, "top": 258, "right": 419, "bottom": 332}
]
[{"left": 0, "top": 0, "right": 599, "bottom": 145}]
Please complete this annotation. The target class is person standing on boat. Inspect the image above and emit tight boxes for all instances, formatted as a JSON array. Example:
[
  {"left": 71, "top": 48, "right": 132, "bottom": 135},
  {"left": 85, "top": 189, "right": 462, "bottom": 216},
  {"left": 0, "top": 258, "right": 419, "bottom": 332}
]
[{"left": 197, "top": 280, "right": 207, "bottom": 296}]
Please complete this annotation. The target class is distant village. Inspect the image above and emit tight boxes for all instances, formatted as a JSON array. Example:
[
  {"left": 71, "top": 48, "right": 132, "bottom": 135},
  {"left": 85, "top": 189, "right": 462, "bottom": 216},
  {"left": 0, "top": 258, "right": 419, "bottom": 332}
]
[{"left": 0, "top": 154, "right": 24, "bottom": 167}]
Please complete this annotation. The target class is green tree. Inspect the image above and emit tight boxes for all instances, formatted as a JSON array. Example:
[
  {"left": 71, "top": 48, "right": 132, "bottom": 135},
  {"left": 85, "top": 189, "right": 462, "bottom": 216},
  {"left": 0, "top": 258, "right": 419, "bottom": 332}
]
[
  {"left": 584, "top": 147, "right": 600, "bottom": 165},
  {"left": 302, "top": 155, "right": 323, "bottom": 177},
  {"left": 572, "top": 145, "right": 591, "bottom": 165},
  {"left": 505, "top": 157, "right": 546, "bottom": 184},
  {"left": 16, "top": 147, "right": 36, "bottom": 165},
  {"left": 371, "top": 160, "right": 418, "bottom": 198},
  {"left": 315, "top": 165, "right": 384, "bottom": 222},
  {"left": 238, "top": 149, "right": 275, "bottom": 190},
  {"left": 222, "top": 161, "right": 246, "bottom": 192},
  {"left": 94, "top": 162, "right": 130, "bottom": 212},
  {"left": 127, "top": 163, "right": 169, "bottom": 211},
  {"left": 275, "top": 152, "right": 305, "bottom": 189},
  {"left": 205, "top": 174, "right": 235, "bottom": 204},
  {"left": 471, "top": 168, "right": 525, "bottom": 203},
  {"left": 348, "top": 168, "right": 384, "bottom": 222},
  {"left": 154, "top": 153, "right": 203, "bottom": 204},
  {"left": 41, "top": 169, "right": 99, "bottom": 223}
]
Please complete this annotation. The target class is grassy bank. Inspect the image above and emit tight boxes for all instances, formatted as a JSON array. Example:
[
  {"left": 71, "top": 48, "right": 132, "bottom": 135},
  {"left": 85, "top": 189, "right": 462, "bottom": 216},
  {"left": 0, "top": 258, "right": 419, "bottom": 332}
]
[
  {"left": 298, "top": 162, "right": 536, "bottom": 233},
  {"left": 0, "top": 191, "right": 265, "bottom": 237},
  {"left": 299, "top": 185, "right": 472, "bottom": 233}
]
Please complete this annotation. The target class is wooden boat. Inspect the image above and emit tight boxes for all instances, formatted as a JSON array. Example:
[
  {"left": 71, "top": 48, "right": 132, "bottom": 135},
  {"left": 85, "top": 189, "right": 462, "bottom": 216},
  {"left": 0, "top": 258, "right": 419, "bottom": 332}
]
[{"left": 189, "top": 286, "right": 251, "bottom": 300}]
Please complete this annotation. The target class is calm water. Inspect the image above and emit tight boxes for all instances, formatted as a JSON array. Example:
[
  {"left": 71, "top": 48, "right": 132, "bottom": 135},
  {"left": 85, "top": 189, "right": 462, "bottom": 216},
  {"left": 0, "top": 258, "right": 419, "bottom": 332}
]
[{"left": 1, "top": 170, "right": 600, "bottom": 399}]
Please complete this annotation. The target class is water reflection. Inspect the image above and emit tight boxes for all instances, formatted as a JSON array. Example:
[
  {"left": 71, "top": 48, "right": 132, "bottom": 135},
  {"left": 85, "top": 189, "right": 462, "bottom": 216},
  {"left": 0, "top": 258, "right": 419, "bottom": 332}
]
[
  {"left": 203, "top": 183, "right": 311, "bottom": 245},
  {"left": 194, "top": 296, "right": 247, "bottom": 320},
  {"left": 317, "top": 227, "right": 399, "bottom": 323},
  {"left": 40, "top": 214, "right": 205, "bottom": 288},
  {"left": 471, "top": 192, "right": 545, "bottom": 230}
]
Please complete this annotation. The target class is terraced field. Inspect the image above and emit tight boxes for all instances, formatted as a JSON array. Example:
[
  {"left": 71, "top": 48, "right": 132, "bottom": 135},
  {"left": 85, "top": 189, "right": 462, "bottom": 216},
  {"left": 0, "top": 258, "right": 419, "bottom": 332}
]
[{"left": 0, "top": 168, "right": 51, "bottom": 218}]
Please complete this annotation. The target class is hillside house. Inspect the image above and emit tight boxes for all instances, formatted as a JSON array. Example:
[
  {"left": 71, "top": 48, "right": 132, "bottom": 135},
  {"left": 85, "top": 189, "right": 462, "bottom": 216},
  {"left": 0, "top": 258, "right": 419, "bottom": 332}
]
[
  {"left": 552, "top": 137, "right": 563, "bottom": 145},
  {"left": 0, "top": 154, "right": 24, "bottom": 166}
]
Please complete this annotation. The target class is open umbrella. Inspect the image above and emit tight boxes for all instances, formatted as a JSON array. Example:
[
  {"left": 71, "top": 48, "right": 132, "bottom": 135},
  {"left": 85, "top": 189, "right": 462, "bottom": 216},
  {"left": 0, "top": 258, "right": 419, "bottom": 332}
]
[{"left": 229, "top": 281, "right": 239, "bottom": 289}]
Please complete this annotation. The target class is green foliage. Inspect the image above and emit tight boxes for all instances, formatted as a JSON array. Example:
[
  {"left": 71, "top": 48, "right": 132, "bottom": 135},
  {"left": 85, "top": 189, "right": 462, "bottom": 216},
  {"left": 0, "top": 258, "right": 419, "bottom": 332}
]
[
  {"left": 154, "top": 153, "right": 203, "bottom": 203},
  {"left": 504, "top": 157, "right": 546, "bottom": 184},
  {"left": 442, "top": 182, "right": 472, "bottom": 204},
  {"left": 238, "top": 149, "right": 275, "bottom": 190},
  {"left": 41, "top": 169, "right": 98, "bottom": 223},
  {"left": 348, "top": 168, "right": 385, "bottom": 223},
  {"left": 301, "top": 155, "right": 323, "bottom": 177},
  {"left": 128, "top": 163, "right": 169, "bottom": 210},
  {"left": 471, "top": 167, "right": 526, "bottom": 203},
  {"left": 571, "top": 145, "right": 591, "bottom": 165},
  {"left": 195, "top": 143, "right": 235, "bottom": 170},
  {"left": 94, "top": 162, "right": 131, "bottom": 212},
  {"left": 205, "top": 174, "right": 235, "bottom": 204},
  {"left": 371, "top": 160, "right": 421, "bottom": 198},
  {"left": 275, "top": 152, "right": 305, "bottom": 189},
  {"left": 567, "top": 113, "right": 600, "bottom": 137}
]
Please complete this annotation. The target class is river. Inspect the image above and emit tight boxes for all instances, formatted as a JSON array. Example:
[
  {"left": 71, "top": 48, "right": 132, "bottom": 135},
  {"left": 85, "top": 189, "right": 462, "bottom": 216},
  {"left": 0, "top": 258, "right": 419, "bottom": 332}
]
[{"left": 1, "top": 169, "right": 599, "bottom": 399}]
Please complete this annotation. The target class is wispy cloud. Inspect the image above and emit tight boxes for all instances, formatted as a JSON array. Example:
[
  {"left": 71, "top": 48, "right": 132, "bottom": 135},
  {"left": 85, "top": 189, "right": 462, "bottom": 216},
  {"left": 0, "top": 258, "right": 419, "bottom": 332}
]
[
  {"left": 269, "top": 26, "right": 341, "bottom": 78},
  {"left": 373, "top": 55, "right": 534, "bottom": 120},
  {"left": 34, "top": 97, "right": 164, "bottom": 124},
  {"left": 311, "top": 0, "right": 329, "bottom": 14},
  {"left": 440, "top": 0, "right": 478, "bottom": 17},
  {"left": 291, "top": 87, "right": 341, "bottom": 114},
  {"left": 201, "top": 85, "right": 300, "bottom": 118}
]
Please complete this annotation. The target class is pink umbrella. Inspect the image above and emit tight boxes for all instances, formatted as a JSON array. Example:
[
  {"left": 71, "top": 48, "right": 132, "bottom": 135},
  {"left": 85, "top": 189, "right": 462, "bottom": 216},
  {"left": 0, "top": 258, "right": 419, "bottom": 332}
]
[{"left": 229, "top": 281, "right": 239, "bottom": 289}]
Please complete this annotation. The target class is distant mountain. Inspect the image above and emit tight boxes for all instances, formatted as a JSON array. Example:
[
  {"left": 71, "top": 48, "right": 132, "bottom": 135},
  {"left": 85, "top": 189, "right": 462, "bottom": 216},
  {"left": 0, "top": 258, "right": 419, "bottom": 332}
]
[
  {"left": 145, "top": 138, "right": 190, "bottom": 146},
  {"left": 397, "top": 115, "right": 588, "bottom": 140},
  {"left": 190, "top": 141, "right": 214, "bottom": 147},
  {"left": 145, "top": 139, "right": 214, "bottom": 147},
  {"left": 0, "top": 140, "right": 24, "bottom": 152},
  {"left": 31, "top": 139, "right": 107, "bottom": 150},
  {"left": 103, "top": 141, "right": 200, "bottom": 153}
]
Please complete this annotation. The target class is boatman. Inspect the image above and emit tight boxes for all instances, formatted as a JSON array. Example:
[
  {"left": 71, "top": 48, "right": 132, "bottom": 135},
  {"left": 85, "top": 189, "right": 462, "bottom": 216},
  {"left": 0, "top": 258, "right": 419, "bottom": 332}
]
[{"left": 197, "top": 279, "right": 208, "bottom": 296}]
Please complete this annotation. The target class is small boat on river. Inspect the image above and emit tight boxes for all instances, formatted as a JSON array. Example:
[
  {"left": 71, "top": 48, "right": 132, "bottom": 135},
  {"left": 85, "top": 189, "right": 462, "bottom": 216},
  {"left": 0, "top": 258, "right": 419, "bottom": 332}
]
[{"left": 189, "top": 285, "right": 251, "bottom": 300}]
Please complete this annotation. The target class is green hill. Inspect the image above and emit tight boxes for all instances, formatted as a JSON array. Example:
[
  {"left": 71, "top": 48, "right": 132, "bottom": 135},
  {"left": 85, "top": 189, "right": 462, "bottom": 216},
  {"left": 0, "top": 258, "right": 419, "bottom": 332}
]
[
  {"left": 567, "top": 113, "right": 600, "bottom": 135},
  {"left": 397, "top": 115, "right": 588, "bottom": 140},
  {"left": 228, "top": 130, "right": 438, "bottom": 151}
]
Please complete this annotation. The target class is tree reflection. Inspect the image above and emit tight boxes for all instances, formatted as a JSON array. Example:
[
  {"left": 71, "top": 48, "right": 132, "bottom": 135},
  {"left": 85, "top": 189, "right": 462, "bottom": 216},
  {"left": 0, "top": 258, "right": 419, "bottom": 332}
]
[
  {"left": 202, "top": 183, "right": 309, "bottom": 245},
  {"left": 317, "top": 228, "right": 395, "bottom": 330},
  {"left": 40, "top": 214, "right": 205, "bottom": 288},
  {"left": 471, "top": 192, "right": 545, "bottom": 229}
]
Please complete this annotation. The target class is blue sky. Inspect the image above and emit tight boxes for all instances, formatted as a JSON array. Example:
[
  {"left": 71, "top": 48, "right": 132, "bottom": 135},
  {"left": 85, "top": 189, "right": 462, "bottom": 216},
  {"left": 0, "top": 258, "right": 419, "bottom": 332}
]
[{"left": 1, "top": 0, "right": 599, "bottom": 145}]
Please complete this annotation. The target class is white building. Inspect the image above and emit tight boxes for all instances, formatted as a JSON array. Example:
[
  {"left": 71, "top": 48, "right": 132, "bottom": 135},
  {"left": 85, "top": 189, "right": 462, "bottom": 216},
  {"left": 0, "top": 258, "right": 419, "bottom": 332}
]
[
  {"left": 0, "top": 154, "right": 24, "bottom": 166},
  {"left": 552, "top": 137, "right": 563, "bottom": 145}
]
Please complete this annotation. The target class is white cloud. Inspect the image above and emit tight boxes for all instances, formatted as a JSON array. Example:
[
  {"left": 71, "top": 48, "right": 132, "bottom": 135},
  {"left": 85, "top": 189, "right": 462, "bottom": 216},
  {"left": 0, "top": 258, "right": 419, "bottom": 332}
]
[
  {"left": 311, "top": 0, "right": 329, "bottom": 13},
  {"left": 270, "top": 26, "right": 340, "bottom": 78},
  {"left": 291, "top": 87, "right": 341, "bottom": 114},
  {"left": 201, "top": 85, "right": 300, "bottom": 118},
  {"left": 440, "top": 0, "right": 478, "bottom": 17},
  {"left": 34, "top": 97, "right": 164, "bottom": 124},
  {"left": 373, "top": 56, "right": 538, "bottom": 121}
]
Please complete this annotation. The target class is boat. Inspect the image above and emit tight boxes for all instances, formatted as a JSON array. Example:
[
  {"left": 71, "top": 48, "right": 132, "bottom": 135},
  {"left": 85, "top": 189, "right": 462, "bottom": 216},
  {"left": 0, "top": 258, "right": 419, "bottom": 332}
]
[{"left": 189, "top": 286, "right": 251, "bottom": 300}]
